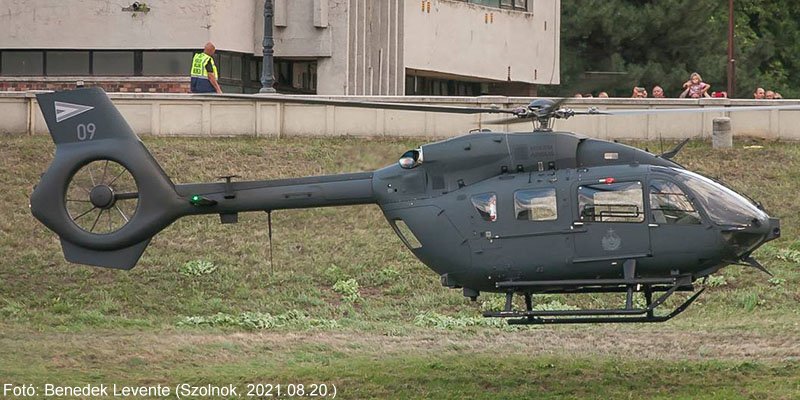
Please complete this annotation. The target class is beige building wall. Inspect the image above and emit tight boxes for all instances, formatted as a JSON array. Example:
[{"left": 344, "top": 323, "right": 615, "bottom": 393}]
[
  {"left": 404, "top": 0, "right": 560, "bottom": 85},
  {"left": 0, "top": 0, "right": 213, "bottom": 49},
  {"left": 257, "top": 0, "right": 352, "bottom": 95},
  {"left": 345, "top": 0, "right": 405, "bottom": 95},
  {"left": 1, "top": 0, "right": 560, "bottom": 95}
]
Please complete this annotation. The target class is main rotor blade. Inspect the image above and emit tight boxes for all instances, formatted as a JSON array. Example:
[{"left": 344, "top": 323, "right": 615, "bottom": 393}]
[
  {"left": 485, "top": 116, "right": 534, "bottom": 125},
  {"left": 202, "top": 93, "right": 520, "bottom": 115},
  {"left": 597, "top": 104, "right": 800, "bottom": 116}
]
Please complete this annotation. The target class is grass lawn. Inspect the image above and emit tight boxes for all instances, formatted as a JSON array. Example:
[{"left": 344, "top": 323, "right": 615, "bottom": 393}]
[{"left": 1, "top": 134, "right": 798, "bottom": 399}]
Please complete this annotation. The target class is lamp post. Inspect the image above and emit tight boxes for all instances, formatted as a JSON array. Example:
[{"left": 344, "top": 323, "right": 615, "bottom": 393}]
[
  {"left": 260, "top": 0, "right": 277, "bottom": 93},
  {"left": 727, "top": 0, "right": 735, "bottom": 97}
]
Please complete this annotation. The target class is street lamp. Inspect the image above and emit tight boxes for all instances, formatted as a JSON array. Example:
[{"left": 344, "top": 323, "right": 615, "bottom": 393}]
[
  {"left": 727, "top": 0, "right": 735, "bottom": 97},
  {"left": 260, "top": 0, "right": 277, "bottom": 93}
]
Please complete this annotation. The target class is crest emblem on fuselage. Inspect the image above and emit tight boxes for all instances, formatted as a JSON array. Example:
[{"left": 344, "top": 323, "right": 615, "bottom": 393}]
[{"left": 601, "top": 228, "right": 622, "bottom": 251}]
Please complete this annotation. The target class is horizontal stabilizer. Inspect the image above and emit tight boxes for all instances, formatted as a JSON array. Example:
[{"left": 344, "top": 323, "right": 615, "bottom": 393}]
[{"left": 61, "top": 238, "right": 151, "bottom": 270}]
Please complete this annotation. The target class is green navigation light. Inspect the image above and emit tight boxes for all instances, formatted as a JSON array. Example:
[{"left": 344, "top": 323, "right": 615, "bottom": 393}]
[{"left": 189, "top": 195, "right": 217, "bottom": 207}]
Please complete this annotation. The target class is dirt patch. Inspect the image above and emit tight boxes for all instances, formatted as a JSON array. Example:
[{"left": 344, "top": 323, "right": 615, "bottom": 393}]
[{"left": 3, "top": 326, "right": 798, "bottom": 366}]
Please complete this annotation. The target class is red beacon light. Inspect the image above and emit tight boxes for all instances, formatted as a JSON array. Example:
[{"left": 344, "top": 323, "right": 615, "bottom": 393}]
[{"left": 600, "top": 177, "right": 615, "bottom": 184}]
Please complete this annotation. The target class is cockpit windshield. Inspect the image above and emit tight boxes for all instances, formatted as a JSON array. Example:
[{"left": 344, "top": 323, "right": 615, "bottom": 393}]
[{"left": 671, "top": 168, "right": 767, "bottom": 227}]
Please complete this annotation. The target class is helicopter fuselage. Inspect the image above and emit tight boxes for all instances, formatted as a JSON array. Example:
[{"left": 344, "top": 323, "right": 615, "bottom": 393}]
[{"left": 373, "top": 131, "right": 779, "bottom": 295}]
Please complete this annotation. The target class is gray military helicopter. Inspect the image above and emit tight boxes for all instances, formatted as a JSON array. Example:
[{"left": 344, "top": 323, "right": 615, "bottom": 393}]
[{"left": 31, "top": 87, "right": 788, "bottom": 324}]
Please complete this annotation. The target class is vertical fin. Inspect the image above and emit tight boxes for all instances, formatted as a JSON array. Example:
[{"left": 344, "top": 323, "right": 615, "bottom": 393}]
[{"left": 36, "top": 87, "right": 139, "bottom": 144}]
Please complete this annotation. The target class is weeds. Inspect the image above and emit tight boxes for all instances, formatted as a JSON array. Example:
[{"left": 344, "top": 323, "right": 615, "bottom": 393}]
[
  {"left": 323, "top": 264, "right": 348, "bottom": 284},
  {"left": 768, "top": 277, "right": 786, "bottom": 286},
  {"left": 178, "top": 310, "right": 338, "bottom": 330},
  {"left": 374, "top": 268, "right": 401, "bottom": 286},
  {"left": 179, "top": 260, "right": 217, "bottom": 277},
  {"left": 705, "top": 275, "right": 728, "bottom": 288},
  {"left": 332, "top": 278, "right": 361, "bottom": 303},
  {"left": 480, "top": 294, "right": 581, "bottom": 312},
  {"left": 738, "top": 292, "right": 762, "bottom": 312},
  {"left": 413, "top": 311, "right": 510, "bottom": 330}
]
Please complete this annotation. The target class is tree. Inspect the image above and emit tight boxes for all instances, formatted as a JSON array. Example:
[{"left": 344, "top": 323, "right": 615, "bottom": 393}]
[{"left": 549, "top": 0, "right": 800, "bottom": 98}]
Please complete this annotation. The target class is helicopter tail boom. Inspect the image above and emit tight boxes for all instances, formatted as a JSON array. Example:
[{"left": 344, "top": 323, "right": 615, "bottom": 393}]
[{"left": 173, "top": 172, "right": 375, "bottom": 214}]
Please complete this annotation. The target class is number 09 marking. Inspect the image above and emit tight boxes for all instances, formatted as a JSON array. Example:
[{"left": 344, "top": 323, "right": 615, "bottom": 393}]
[{"left": 77, "top": 123, "right": 96, "bottom": 141}]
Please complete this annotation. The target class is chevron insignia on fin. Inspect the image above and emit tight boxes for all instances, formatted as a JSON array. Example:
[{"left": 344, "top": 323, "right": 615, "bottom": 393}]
[{"left": 54, "top": 101, "right": 94, "bottom": 123}]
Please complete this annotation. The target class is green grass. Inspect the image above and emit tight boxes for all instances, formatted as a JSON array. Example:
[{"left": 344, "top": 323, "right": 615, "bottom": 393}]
[{"left": 1, "top": 134, "right": 799, "bottom": 398}]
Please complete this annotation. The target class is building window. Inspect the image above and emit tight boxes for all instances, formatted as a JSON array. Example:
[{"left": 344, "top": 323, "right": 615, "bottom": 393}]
[
  {"left": 142, "top": 51, "right": 193, "bottom": 76},
  {"left": 217, "top": 53, "right": 232, "bottom": 79},
  {"left": 405, "top": 74, "right": 482, "bottom": 96},
  {"left": 578, "top": 181, "right": 644, "bottom": 223},
  {"left": 515, "top": 188, "right": 557, "bottom": 221},
  {"left": 460, "top": 0, "right": 527, "bottom": 11},
  {"left": 1, "top": 51, "right": 44, "bottom": 76},
  {"left": 93, "top": 51, "right": 134, "bottom": 75},
  {"left": 274, "top": 59, "right": 317, "bottom": 94},
  {"left": 46, "top": 51, "right": 90, "bottom": 75},
  {"left": 249, "top": 58, "right": 262, "bottom": 83}
]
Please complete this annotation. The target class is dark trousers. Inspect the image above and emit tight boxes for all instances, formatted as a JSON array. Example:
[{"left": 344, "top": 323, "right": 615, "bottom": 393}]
[{"left": 190, "top": 77, "right": 215, "bottom": 93}]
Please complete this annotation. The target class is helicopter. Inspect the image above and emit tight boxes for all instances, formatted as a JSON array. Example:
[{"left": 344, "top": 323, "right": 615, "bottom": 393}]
[{"left": 30, "top": 87, "right": 789, "bottom": 325}]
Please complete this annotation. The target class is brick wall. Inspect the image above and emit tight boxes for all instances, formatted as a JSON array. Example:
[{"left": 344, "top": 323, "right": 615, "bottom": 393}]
[{"left": 0, "top": 78, "right": 190, "bottom": 93}]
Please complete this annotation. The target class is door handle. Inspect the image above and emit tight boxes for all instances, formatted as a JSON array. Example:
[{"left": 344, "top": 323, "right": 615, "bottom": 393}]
[{"left": 648, "top": 223, "right": 659, "bottom": 228}]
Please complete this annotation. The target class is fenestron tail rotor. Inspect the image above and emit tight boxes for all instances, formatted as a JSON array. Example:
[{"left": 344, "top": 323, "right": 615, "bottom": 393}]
[
  {"left": 65, "top": 160, "right": 139, "bottom": 235},
  {"left": 32, "top": 87, "right": 183, "bottom": 269}
]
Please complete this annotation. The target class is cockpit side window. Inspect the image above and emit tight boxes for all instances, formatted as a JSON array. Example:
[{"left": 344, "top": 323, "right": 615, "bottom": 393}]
[
  {"left": 471, "top": 192, "right": 497, "bottom": 222},
  {"left": 578, "top": 181, "right": 644, "bottom": 223},
  {"left": 515, "top": 188, "right": 557, "bottom": 221},
  {"left": 649, "top": 179, "right": 701, "bottom": 225},
  {"left": 671, "top": 168, "right": 768, "bottom": 227}
]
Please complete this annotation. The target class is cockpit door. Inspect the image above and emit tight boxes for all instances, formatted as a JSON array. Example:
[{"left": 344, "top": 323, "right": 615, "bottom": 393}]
[
  {"left": 571, "top": 180, "right": 652, "bottom": 263},
  {"left": 646, "top": 176, "right": 718, "bottom": 270}
]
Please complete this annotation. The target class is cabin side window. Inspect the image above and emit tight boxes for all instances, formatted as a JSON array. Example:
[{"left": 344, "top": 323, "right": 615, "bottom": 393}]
[
  {"left": 471, "top": 192, "right": 497, "bottom": 222},
  {"left": 649, "top": 179, "right": 701, "bottom": 225},
  {"left": 515, "top": 188, "right": 557, "bottom": 221},
  {"left": 578, "top": 181, "right": 644, "bottom": 223}
]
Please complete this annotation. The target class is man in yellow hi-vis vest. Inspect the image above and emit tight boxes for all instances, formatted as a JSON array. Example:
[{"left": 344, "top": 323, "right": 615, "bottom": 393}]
[{"left": 190, "top": 42, "right": 222, "bottom": 93}]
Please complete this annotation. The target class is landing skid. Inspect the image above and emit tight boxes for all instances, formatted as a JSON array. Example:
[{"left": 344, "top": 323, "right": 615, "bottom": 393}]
[{"left": 483, "top": 260, "right": 705, "bottom": 324}]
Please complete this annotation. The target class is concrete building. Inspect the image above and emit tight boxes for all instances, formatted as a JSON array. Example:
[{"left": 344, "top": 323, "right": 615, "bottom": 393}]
[{"left": 0, "top": 0, "right": 560, "bottom": 95}]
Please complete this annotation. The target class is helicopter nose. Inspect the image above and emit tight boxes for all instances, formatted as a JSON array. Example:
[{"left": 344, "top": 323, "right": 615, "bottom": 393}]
[{"left": 722, "top": 217, "right": 780, "bottom": 258}]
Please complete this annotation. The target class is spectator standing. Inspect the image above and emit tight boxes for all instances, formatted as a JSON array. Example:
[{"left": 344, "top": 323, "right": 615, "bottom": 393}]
[
  {"left": 652, "top": 86, "right": 666, "bottom": 98},
  {"left": 766, "top": 90, "right": 775, "bottom": 99},
  {"left": 680, "top": 73, "right": 710, "bottom": 98},
  {"left": 189, "top": 42, "right": 223, "bottom": 94},
  {"left": 753, "top": 87, "right": 766, "bottom": 99}
]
